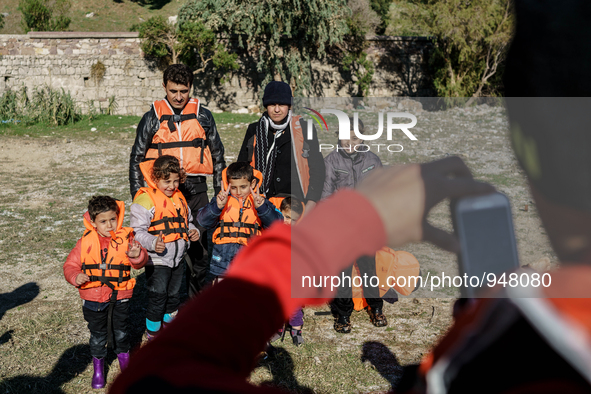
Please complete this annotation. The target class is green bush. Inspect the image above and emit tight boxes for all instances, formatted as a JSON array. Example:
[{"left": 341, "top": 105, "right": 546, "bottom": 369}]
[
  {"left": 388, "top": 0, "right": 513, "bottom": 102},
  {"left": 178, "top": 0, "right": 350, "bottom": 95},
  {"left": 19, "top": 0, "right": 71, "bottom": 32},
  {"left": 0, "top": 86, "right": 80, "bottom": 125},
  {"left": 131, "top": 16, "right": 238, "bottom": 78}
]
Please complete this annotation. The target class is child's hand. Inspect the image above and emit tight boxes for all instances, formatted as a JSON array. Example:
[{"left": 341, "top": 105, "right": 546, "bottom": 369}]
[
  {"left": 251, "top": 185, "right": 265, "bottom": 208},
  {"left": 154, "top": 231, "right": 166, "bottom": 253},
  {"left": 76, "top": 273, "right": 90, "bottom": 286},
  {"left": 188, "top": 229, "right": 200, "bottom": 241},
  {"left": 127, "top": 239, "right": 142, "bottom": 259},
  {"left": 217, "top": 183, "right": 230, "bottom": 209}
]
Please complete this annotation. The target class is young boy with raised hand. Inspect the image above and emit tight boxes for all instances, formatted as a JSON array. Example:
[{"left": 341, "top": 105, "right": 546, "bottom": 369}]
[
  {"left": 131, "top": 155, "right": 200, "bottom": 341},
  {"left": 197, "top": 161, "right": 283, "bottom": 283},
  {"left": 63, "top": 195, "right": 148, "bottom": 389}
]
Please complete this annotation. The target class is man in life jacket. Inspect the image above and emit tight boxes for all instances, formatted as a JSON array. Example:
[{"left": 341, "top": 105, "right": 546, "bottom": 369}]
[
  {"left": 237, "top": 81, "right": 325, "bottom": 214},
  {"left": 129, "top": 64, "right": 226, "bottom": 297},
  {"left": 196, "top": 161, "right": 283, "bottom": 283}
]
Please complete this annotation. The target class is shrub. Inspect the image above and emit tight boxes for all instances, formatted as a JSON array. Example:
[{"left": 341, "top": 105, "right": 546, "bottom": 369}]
[
  {"left": 19, "top": 0, "right": 71, "bottom": 33},
  {"left": 0, "top": 85, "right": 80, "bottom": 125}
]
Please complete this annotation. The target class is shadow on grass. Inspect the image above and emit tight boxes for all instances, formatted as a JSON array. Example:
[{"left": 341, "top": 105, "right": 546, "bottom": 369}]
[
  {"left": 0, "top": 282, "right": 40, "bottom": 346},
  {"left": 0, "top": 344, "right": 92, "bottom": 393},
  {"left": 0, "top": 282, "right": 40, "bottom": 321},
  {"left": 258, "top": 346, "right": 314, "bottom": 394},
  {"left": 361, "top": 341, "right": 403, "bottom": 388}
]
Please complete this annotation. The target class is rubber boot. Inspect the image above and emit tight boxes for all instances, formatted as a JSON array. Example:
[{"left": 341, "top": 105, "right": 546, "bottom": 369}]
[
  {"left": 91, "top": 357, "right": 105, "bottom": 389},
  {"left": 117, "top": 351, "right": 130, "bottom": 371}
]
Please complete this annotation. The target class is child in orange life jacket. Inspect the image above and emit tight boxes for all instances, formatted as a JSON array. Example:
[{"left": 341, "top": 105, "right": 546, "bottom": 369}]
[
  {"left": 280, "top": 197, "right": 305, "bottom": 346},
  {"left": 197, "top": 161, "right": 284, "bottom": 283},
  {"left": 63, "top": 196, "right": 148, "bottom": 389},
  {"left": 130, "top": 155, "right": 200, "bottom": 340}
]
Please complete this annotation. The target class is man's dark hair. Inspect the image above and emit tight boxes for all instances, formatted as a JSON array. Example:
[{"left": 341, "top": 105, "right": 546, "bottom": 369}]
[
  {"left": 226, "top": 162, "right": 254, "bottom": 182},
  {"left": 88, "top": 196, "right": 119, "bottom": 221},
  {"left": 163, "top": 64, "right": 194, "bottom": 88},
  {"left": 280, "top": 196, "right": 304, "bottom": 216}
]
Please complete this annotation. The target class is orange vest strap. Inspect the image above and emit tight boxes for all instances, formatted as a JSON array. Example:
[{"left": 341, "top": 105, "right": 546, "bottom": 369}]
[
  {"left": 215, "top": 220, "right": 260, "bottom": 241},
  {"left": 158, "top": 113, "right": 197, "bottom": 132},
  {"left": 148, "top": 138, "right": 208, "bottom": 163},
  {"left": 81, "top": 263, "right": 131, "bottom": 271}
]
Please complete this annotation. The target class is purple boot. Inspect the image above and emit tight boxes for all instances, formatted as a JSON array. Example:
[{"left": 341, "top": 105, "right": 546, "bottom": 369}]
[
  {"left": 91, "top": 357, "right": 105, "bottom": 389},
  {"left": 117, "top": 352, "right": 130, "bottom": 371}
]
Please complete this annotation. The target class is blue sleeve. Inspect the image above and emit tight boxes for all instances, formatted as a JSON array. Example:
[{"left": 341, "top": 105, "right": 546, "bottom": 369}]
[
  {"left": 197, "top": 196, "right": 223, "bottom": 230},
  {"left": 256, "top": 199, "right": 284, "bottom": 229}
]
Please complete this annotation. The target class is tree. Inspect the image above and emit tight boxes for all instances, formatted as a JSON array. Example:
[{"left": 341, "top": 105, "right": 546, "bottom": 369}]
[
  {"left": 341, "top": 0, "right": 381, "bottom": 96},
  {"left": 18, "top": 0, "right": 71, "bottom": 32},
  {"left": 389, "top": 0, "right": 513, "bottom": 102},
  {"left": 178, "top": 0, "right": 351, "bottom": 95},
  {"left": 132, "top": 16, "right": 238, "bottom": 77},
  {"left": 0, "top": 13, "right": 5, "bottom": 31},
  {"left": 369, "top": 0, "right": 392, "bottom": 35}
]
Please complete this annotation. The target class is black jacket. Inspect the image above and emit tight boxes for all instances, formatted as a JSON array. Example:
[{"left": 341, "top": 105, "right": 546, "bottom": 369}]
[
  {"left": 129, "top": 101, "right": 226, "bottom": 199},
  {"left": 237, "top": 118, "right": 325, "bottom": 203},
  {"left": 321, "top": 149, "right": 382, "bottom": 199}
]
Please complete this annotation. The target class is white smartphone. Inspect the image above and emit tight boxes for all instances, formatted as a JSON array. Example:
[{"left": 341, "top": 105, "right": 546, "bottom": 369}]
[{"left": 452, "top": 192, "right": 520, "bottom": 297}]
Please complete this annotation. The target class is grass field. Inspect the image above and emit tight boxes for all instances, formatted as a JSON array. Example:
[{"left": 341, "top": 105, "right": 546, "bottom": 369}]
[
  {"left": 0, "top": 106, "right": 555, "bottom": 393},
  {"left": 1, "top": 0, "right": 180, "bottom": 35}
]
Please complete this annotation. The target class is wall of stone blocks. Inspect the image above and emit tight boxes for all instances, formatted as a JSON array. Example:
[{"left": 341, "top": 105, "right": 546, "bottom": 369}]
[{"left": 0, "top": 32, "right": 432, "bottom": 116}]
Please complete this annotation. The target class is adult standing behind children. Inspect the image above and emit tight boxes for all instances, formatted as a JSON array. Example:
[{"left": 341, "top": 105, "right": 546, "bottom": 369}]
[
  {"left": 129, "top": 64, "right": 226, "bottom": 297},
  {"left": 322, "top": 118, "right": 388, "bottom": 333},
  {"left": 237, "top": 81, "right": 325, "bottom": 212}
]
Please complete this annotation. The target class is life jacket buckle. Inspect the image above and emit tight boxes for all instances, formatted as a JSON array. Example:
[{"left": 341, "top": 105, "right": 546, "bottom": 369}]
[
  {"left": 172, "top": 114, "right": 182, "bottom": 123},
  {"left": 100, "top": 263, "right": 107, "bottom": 270},
  {"left": 233, "top": 222, "right": 242, "bottom": 228},
  {"left": 302, "top": 148, "right": 310, "bottom": 158}
]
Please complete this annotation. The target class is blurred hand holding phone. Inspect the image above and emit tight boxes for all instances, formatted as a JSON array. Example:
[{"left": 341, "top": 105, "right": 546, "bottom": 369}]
[{"left": 452, "top": 192, "right": 520, "bottom": 297}]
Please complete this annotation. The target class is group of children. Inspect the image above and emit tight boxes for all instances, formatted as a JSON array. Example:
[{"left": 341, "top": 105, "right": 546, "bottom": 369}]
[{"left": 63, "top": 117, "right": 383, "bottom": 389}]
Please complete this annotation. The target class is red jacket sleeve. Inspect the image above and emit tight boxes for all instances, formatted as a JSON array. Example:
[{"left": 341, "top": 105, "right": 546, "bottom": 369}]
[
  {"left": 110, "top": 189, "right": 386, "bottom": 394},
  {"left": 63, "top": 239, "right": 83, "bottom": 287},
  {"left": 128, "top": 247, "right": 148, "bottom": 269}
]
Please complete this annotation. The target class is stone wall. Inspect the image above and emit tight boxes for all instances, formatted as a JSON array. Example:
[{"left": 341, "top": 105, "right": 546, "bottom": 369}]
[{"left": 0, "top": 32, "right": 432, "bottom": 116}]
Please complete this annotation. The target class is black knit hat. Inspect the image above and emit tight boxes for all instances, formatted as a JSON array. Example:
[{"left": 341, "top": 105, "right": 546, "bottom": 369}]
[{"left": 262, "top": 81, "right": 292, "bottom": 107}]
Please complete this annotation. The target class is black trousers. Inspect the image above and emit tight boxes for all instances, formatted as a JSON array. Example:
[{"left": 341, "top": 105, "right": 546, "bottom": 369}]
[
  {"left": 145, "top": 262, "right": 185, "bottom": 323},
  {"left": 184, "top": 191, "right": 211, "bottom": 297},
  {"left": 331, "top": 255, "right": 384, "bottom": 317},
  {"left": 83, "top": 301, "right": 130, "bottom": 358}
]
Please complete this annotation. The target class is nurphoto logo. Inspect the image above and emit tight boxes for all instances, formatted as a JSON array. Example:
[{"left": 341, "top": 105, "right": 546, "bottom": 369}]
[{"left": 303, "top": 108, "right": 418, "bottom": 153}]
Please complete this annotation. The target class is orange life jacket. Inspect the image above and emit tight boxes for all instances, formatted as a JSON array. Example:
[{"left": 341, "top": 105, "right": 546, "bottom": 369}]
[
  {"left": 79, "top": 200, "right": 136, "bottom": 292},
  {"left": 212, "top": 168, "right": 264, "bottom": 246},
  {"left": 135, "top": 160, "right": 190, "bottom": 243},
  {"left": 352, "top": 247, "right": 421, "bottom": 311},
  {"left": 268, "top": 194, "right": 306, "bottom": 215},
  {"left": 246, "top": 115, "right": 311, "bottom": 196},
  {"left": 419, "top": 266, "right": 591, "bottom": 392},
  {"left": 145, "top": 98, "right": 213, "bottom": 176}
]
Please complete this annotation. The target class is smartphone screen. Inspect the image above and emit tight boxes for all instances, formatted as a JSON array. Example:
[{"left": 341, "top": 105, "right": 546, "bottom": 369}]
[{"left": 454, "top": 193, "right": 519, "bottom": 297}]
